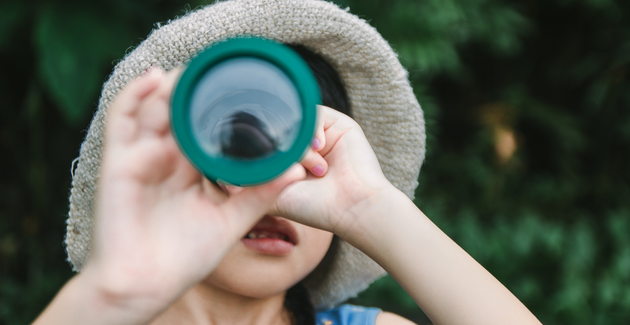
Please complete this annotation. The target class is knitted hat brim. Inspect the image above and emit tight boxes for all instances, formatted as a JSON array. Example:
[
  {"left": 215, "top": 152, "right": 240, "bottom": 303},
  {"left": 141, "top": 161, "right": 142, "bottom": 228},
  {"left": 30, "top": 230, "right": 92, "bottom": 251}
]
[{"left": 65, "top": 0, "right": 425, "bottom": 310}]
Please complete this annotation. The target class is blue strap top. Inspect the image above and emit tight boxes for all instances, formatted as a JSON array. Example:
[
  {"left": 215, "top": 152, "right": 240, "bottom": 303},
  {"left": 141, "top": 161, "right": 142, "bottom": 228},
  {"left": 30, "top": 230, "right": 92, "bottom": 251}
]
[{"left": 316, "top": 304, "right": 381, "bottom": 325}]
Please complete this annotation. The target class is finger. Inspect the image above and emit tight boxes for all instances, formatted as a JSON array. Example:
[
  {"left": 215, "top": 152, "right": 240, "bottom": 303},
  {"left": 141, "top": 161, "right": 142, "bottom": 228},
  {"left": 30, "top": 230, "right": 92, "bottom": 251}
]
[
  {"left": 319, "top": 123, "right": 353, "bottom": 158},
  {"left": 159, "top": 135, "right": 205, "bottom": 187},
  {"left": 318, "top": 105, "right": 351, "bottom": 157},
  {"left": 312, "top": 106, "right": 327, "bottom": 151},
  {"left": 220, "top": 164, "right": 306, "bottom": 234},
  {"left": 106, "top": 69, "right": 164, "bottom": 144},
  {"left": 266, "top": 172, "right": 316, "bottom": 218},
  {"left": 157, "top": 67, "right": 183, "bottom": 101},
  {"left": 109, "top": 69, "right": 164, "bottom": 117},
  {"left": 301, "top": 149, "right": 328, "bottom": 177},
  {"left": 317, "top": 105, "right": 366, "bottom": 157},
  {"left": 319, "top": 105, "right": 347, "bottom": 129},
  {"left": 201, "top": 177, "right": 229, "bottom": 204},
  {"left": 136, "top": 67, "right": 182, "bottom": 137},
  {"left": 224, "top": 185, "right": 244, "bottom": 196}
]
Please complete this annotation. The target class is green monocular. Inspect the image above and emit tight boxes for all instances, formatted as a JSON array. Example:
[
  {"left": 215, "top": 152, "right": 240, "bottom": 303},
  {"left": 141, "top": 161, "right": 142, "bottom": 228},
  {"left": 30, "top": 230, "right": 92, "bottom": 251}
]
[{"left": 171, "top": 37, "right": 320, "bottom": 186}]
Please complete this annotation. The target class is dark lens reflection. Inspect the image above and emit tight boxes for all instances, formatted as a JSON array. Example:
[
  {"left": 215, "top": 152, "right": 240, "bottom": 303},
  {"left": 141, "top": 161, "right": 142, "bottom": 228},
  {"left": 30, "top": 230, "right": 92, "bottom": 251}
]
[{"left": 219, "top": 111, "right": 276, "bottom": 159}]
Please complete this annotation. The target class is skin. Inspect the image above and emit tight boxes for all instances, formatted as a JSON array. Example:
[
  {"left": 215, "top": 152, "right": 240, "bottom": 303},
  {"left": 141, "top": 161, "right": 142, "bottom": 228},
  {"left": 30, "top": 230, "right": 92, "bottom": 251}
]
[{"left": 33, "top": 68, "right": 542, "bottom": 325}]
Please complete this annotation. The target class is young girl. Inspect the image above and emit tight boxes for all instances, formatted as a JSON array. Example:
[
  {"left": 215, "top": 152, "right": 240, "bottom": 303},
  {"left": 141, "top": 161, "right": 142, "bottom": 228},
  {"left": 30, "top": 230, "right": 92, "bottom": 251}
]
[{"left": 35, "top": 1, "right": 542, "bottom": 324}]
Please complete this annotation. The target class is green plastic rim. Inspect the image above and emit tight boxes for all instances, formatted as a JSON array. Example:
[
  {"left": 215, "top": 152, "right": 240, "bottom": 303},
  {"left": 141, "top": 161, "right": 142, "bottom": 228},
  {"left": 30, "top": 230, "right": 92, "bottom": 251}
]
[{"left": 171, "top": 37, "right": 320, "bottom": 186}]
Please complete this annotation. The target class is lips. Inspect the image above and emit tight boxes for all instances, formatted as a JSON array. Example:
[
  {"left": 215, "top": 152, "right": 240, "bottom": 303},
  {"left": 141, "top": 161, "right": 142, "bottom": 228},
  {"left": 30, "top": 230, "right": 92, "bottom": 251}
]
[{"left": 241, "top": 216, "right": 298, "bottom": 256}]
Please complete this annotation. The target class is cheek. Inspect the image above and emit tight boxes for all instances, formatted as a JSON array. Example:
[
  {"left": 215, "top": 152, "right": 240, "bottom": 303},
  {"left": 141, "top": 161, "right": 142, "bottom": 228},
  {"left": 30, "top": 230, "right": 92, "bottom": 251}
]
[
  {"left": 300, "top": 227, "right": 334, "bottom": 272},
  {"left": 204, "top": 226, "right": 334, "bottom": 299}
]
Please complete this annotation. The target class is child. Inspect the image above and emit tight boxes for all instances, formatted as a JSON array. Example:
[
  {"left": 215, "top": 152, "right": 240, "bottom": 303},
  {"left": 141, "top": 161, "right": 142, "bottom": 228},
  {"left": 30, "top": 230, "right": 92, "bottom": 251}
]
[{"left": 34, "top": 1, "right": 542, "bottom": 324}]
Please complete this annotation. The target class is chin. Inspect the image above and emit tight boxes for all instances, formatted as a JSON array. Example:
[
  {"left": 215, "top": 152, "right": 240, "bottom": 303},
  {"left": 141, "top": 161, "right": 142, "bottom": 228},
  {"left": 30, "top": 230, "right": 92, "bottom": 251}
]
[{"left": 203, "top": 217, "right": 334, "bottom": 299}]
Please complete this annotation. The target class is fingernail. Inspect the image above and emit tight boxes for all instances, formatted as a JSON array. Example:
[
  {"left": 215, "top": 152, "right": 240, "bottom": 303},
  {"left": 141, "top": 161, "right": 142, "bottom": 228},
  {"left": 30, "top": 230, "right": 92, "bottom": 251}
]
[
  {"left": 312, "top": 164, "right": 325, "bottom": 177},
  {"left": 312, "top": 138, "right": 320, "bottom": 150}
]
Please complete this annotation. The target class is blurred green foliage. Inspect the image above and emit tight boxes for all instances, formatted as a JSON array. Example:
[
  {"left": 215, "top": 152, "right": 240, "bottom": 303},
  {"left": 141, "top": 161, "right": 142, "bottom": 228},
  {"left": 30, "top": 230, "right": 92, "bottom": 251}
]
[{"left": 1, "top": 0, "right": 629, "bottom": 324}]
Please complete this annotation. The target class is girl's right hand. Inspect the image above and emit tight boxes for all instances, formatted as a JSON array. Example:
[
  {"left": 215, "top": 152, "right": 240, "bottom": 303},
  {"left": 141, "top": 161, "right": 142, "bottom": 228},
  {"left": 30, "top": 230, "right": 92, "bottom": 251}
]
[
  {"left": 270, "top": 105, "right": 395, "bottom": 239},
  {"left": 79, "top": 68, "right": 305, "bottom": 321}
]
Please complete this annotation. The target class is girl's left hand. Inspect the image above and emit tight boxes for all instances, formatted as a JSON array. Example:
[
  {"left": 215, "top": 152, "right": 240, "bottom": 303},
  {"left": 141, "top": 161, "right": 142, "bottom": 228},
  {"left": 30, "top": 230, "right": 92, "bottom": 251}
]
[{"left": 269, "top": 105, "right": 395, "bottom": 237}]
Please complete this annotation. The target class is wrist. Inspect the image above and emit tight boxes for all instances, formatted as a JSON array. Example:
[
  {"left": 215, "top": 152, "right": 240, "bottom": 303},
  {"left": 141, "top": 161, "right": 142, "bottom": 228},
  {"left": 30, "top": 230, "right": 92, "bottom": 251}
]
[
  {"left": 33, "top": 271, "right": 163, "bottom": 325},
  {"left": 76, "top": 263, "right": 175, "bottom": 325},
  {"left": 337, "top": 183, "right": 412, "bottom": 247}
]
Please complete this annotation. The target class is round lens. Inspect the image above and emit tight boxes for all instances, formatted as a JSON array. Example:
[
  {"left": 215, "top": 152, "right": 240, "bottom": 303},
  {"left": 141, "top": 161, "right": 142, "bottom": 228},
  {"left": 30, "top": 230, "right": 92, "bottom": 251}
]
[{"left": 188, "top": 57, "right": 302, "bottom": 161}]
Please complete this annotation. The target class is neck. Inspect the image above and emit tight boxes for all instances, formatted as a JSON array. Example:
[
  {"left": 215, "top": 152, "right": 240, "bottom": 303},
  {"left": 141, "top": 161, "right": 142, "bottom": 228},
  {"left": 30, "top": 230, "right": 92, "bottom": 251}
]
[{"left": 152, "top": 283, "right": 292, "bottom": 325}]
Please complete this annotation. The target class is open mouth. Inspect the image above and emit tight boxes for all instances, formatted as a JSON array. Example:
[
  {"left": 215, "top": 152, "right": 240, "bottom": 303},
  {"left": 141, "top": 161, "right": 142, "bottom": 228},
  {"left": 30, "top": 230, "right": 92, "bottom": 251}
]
[
  {"left": 245, "top": 229, "right": 291, "bottom": 242},
  {"left": 241, "top": 216, "right": 298, "bottom": 256}
]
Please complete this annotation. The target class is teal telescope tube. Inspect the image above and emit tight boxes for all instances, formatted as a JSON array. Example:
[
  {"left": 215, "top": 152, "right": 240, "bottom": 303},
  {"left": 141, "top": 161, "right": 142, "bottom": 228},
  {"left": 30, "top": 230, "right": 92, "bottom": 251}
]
[{"left": 171, "top": 37, "right": 320, "bottom": 186}]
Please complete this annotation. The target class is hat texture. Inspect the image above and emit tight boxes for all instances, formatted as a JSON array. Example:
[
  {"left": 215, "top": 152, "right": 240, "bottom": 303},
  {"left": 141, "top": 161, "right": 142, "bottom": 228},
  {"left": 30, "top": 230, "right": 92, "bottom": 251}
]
[{"left": 65, "top": 0, "right": 425, "bottom": 309}]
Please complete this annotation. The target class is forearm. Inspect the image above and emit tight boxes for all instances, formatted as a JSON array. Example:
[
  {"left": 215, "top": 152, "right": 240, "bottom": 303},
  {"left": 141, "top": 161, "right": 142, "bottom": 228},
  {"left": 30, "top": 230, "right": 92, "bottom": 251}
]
[
  {"left": 342, "top": 186, "right": 541, "bottom": 325},
  {"left": 32, "top": 271, "right": 162, "bottom": 325}
]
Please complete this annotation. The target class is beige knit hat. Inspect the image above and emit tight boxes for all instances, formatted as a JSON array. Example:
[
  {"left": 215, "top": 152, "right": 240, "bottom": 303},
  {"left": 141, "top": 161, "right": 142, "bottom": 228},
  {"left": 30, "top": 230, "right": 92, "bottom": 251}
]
[{"left": 65, "top": 0, "right": 425, "bottom": 310}]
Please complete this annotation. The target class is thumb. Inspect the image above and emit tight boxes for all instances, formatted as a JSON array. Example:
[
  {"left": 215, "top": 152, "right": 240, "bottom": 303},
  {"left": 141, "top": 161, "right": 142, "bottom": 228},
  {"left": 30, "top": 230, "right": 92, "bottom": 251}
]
[{"left": 220, "top": 164, "right": 306, "bottom": 234}]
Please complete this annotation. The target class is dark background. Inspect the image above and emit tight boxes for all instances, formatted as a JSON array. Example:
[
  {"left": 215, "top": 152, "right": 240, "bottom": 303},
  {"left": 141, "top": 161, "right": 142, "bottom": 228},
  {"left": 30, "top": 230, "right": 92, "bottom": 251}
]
[{"left": 1, "top": 0, "right": 629, "bottom": 324}]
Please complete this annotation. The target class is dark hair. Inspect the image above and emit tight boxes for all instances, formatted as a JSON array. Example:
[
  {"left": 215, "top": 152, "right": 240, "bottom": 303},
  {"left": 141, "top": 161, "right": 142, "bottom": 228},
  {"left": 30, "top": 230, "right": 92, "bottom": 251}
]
[
  {"left": 281, "top": 44, "right": 350, "bottom": 325},
  {"left": 284, "top": 283, "right": 316, "bottom": 325},
  {"left": 287, "top": 44, "right": 351, "bottom": 117}
]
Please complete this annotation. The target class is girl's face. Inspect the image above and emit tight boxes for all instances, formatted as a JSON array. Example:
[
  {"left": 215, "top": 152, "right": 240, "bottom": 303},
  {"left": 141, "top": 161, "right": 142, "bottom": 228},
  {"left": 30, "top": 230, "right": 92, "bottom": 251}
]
[{"left": 204, "top": 214, "right": 334, "bottom": 298}]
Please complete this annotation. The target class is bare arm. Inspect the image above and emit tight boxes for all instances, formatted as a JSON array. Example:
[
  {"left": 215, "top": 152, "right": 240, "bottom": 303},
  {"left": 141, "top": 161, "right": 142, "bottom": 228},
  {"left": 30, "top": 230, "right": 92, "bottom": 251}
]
[
  {"left": 376, "top": 311, "right": 417, "bottom": 325},
  {"left": 343, "top": 186, "right": 541, "bottom": 325},
  {"left": 33, "top": 274, "right": 132, "bottom": 325},
  {"left": 273, "top": 106, "right": 542, "bottom": 325},
  {"left": 33, "top": 69, "right": 305, "bottom": 325}
]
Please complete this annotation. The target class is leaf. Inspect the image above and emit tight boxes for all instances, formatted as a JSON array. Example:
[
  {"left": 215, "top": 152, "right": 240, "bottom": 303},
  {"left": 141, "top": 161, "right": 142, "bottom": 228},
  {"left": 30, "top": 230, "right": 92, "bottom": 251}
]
[{"left": 35, "top": 5, "right": 133, "bottom": 125}]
